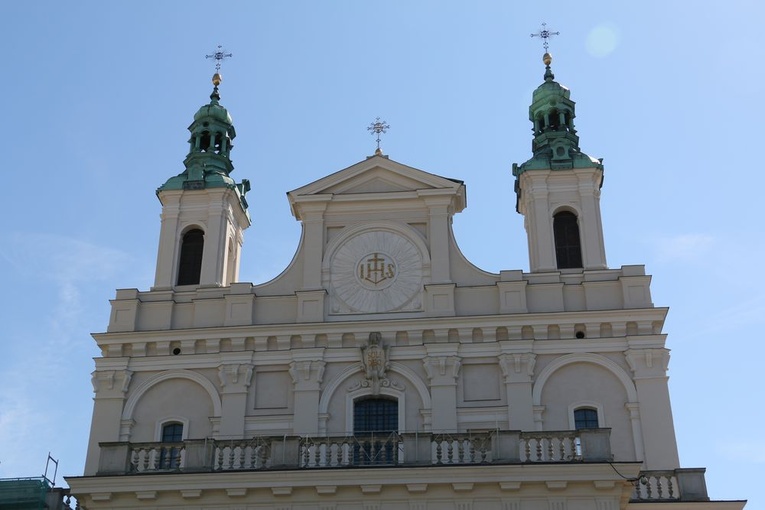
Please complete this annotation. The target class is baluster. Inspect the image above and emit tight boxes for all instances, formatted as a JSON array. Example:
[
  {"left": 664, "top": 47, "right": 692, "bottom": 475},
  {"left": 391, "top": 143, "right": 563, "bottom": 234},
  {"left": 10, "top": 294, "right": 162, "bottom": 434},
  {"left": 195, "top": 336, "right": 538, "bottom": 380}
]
[
  {"left": 302, "top": 441, "right": 310, "bottom": 467},
  {"left": 546, "top": 437, "right": 554, "bottom": 460},
  {"left": 215, "top": 445, "right": 224, "bottom": 470},
  {"left": 237, "top": 444, "right": 246, "bottom": 469},
  {"left": 535, "top": 438, "right": 543, "bottom": 461},
  {"left": 466, "top": 438, "right": 473, "bottom": 463},
  {"left": 436, "top": 438, "right": 443, "bottom": 464},
  {"left": 259, "top": 444, "right": 268, "bottom": 468},
  {"left": 154, "top": 447, "right": 162, "bottom": 470},
  {"left": 655, "top": 475, "right": 664, "bottom": 499},
  {"left": 667, "top": 476, "right": 676, "bottom": 499},
  {"left": 558, "top": 437, "right": 565, "bottom": 461},
  {"left": 646, "top": 475, "right": 654, "bottom": 499}
]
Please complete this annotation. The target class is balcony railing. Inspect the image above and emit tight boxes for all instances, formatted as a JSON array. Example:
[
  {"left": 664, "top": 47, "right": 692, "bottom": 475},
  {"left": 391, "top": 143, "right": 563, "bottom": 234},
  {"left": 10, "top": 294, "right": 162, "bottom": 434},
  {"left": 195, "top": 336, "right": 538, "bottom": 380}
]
[
  {"left": 98, "top": 428, "right": 611, "bottom": 476},
  {"left": 95, "top": 430, "right": 710, "bottom": 502},
  {"left": 631, "top": 468, "right": 710, "bottom": 503}
]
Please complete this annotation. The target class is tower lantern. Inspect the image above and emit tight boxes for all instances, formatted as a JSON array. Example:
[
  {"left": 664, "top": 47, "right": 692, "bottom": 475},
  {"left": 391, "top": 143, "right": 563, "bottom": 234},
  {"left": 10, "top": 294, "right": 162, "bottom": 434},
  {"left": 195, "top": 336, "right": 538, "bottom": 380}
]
[
  {"left": 513, "top": 29, "right": 607, "bottom": 272},
  {"left": 153, "top": 48, "right": 251, "bottom": 289}
]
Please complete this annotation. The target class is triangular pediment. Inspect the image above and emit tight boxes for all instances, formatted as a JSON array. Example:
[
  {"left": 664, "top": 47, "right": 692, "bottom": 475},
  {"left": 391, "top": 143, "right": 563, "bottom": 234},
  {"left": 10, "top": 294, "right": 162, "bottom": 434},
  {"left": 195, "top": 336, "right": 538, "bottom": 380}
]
[
  {"left": 290, "top": 155, "right": 463, "bottom": 197},
  {"left": 287, "top": 155, "right": 466, "bottom": 220}
]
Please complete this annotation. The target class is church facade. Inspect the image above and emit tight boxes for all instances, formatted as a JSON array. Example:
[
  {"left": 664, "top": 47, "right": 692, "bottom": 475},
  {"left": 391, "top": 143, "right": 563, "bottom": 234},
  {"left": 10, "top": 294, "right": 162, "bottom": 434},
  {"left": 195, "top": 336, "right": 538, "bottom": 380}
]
[{"left": 66, "top": 55, "right": 745, "bottom": 509}]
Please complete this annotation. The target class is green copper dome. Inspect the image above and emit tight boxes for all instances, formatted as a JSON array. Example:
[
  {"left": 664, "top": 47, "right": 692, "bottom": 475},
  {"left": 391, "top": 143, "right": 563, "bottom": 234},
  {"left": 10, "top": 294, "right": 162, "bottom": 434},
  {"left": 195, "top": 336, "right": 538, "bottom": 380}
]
[
  {"left": 157, "top": 77, "right": 250, "bottom": 216},
  {"left": 513, "top": 55, "right": 603, "bottom": 176},
  {"left": 193, "top": 101, "right": 232, "bottom": 124}
]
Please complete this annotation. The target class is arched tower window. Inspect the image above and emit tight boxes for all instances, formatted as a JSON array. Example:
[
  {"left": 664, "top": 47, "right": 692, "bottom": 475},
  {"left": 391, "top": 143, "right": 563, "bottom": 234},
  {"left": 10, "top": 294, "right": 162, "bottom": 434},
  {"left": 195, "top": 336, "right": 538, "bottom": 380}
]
[
  {"left": 353, "top": 397, "right": 398, "bottom": 465},
  {"left": 574, "top": 408, "right": 599, "bottom": 429},
  {"left": 177, "top": 229, "right": 204, "bottom": 285},
  {"left": 548, "top": 109, "right": 560, "bottom": 131},
  {"left": 159, "top": 422, "right": 183, "bottom": 469},
  {"left": 553, "top": 211, "right": 582, "bottom": 269}
]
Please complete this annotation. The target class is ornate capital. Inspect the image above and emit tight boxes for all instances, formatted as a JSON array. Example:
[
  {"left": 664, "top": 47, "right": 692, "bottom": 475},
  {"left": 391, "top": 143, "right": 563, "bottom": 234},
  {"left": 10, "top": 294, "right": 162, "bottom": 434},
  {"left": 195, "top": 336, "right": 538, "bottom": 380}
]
[
  {"left": 217, "top": 363, "right": 254, "bottom": 392},
  {"left": 91, "top": 369, "right": 133, "bottom": 397},
  {"left": 289, "top": 360, "right": 326, "bottom": 390},
  {"left": 423, "top": 355, "right": 462, "bottom": 384},
  {"left": 624, "top": 348, "right": 670, "bottom": 379},
  {"left": 498, "top": 353, "right": 536, "bottom": 383}
]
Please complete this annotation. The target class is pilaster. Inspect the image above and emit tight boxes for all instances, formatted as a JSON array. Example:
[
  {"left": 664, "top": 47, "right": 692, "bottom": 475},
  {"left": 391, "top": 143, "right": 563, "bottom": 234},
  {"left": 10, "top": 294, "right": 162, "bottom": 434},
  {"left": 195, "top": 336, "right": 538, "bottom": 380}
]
[
  {"left": 289, "top": 353, "right": 326, "bottom": 435},
  {"left": 423, "top": 347, "right": 461, "bottom": 432},
  {"left": 421, "top": 195, "right": 452, "bottom": 283},
  {"left": 624, "top": 348, "right": 679, "bottom": 469},
  {"left": 85, "top": 364, "right": 133, "bottom": 475},
  {"left": 498, "top": 350, "right": 536, "bottom": 431},
  {"left": 299, "top": 199, "right": 330, "bottom": 290},
  {"left": 217, "top": 360, "right": 254, "bottom": 439}
]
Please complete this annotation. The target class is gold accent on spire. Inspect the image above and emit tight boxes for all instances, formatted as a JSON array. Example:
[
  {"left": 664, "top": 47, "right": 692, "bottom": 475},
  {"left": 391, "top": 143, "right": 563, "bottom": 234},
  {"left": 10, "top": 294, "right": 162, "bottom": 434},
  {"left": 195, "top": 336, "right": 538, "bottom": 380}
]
[
  {"left": 543, "top": 52, "right": 552, "bottom": 66},
  {"left": 212, "top": 73, "right": 222, "bottom": 86}
]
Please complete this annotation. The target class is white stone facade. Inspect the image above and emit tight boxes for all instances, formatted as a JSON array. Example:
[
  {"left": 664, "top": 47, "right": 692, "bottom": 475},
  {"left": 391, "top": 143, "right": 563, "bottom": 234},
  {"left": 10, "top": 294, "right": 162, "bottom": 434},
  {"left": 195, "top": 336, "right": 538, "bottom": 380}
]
[{"left": 65, "top": 152, "right": 746, "bottom": 509}]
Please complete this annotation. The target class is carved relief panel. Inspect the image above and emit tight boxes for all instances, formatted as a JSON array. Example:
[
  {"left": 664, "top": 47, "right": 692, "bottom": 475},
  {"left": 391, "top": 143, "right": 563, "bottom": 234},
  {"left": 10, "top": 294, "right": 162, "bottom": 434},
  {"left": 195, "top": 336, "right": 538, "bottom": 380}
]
[{"left": 329, "top": 230, "right": 424, "bottom": 314}]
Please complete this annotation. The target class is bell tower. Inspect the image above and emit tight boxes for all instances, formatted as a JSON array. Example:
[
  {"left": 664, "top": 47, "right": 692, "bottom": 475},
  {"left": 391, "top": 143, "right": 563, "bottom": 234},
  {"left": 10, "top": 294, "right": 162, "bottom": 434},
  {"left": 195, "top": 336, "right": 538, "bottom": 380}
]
[
  {"left": 153, "top": 69, "right": 251, "bottom": 289},
  {"left": 513, "top": 46, "right": 607, "bottom": 273}
]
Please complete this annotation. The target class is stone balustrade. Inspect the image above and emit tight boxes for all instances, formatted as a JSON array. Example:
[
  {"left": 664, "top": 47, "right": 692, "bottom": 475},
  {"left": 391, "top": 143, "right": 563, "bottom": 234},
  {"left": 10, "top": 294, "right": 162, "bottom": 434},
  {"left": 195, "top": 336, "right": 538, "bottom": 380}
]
[
  {"left": 632, "top": 468, "right": 710, "bottom": 502},
  {"left": 96, "top": 432, "right": 711, "bottom": 502},
  {"left": 300, "top": 433, "right": 401, "bottom": 467},
  {"left": 97, "top": 428, "right": 612, "bottom": 475}
]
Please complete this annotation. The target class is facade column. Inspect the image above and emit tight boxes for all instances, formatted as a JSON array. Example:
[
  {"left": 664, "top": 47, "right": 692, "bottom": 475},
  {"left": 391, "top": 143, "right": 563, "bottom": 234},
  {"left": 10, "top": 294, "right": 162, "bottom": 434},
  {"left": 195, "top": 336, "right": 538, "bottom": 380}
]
[
  {"left": 299, "top": 200, "right": 330, "bottom": 290},
  {"left": 153, "top": 193, "right": 181, "bottom": 289},
  {"left": 84, "top": 365, "right": 133, "bottom": 475},
  {"left": 625, "top": 402, "right": 646, "bottom": 463},
  {"left": 520, "top": 176, "right": 556, "bottom": 273},
  {"left": 576, "top": 171, "right": 607, "bottom": 269},
  {"left": 423, "top": 346, "right": 461, "bottom": 433},
  {"left": 498, "top": 350, "right": 536, "bottom": 431},
  {"left": 200, "top": 197, "right": 227, "bottom": 286},
  {"left": 422, "top": 195, "right": 452, "bottom": 283},
  {"left": 289, "top": 357, "right": 326, "bottom": 435},
  {"left": 216, "top": 360, "right": 254, "bottom": 439},
  {"left": 625, "top": 348, "right": 680, "bottom": 469}
]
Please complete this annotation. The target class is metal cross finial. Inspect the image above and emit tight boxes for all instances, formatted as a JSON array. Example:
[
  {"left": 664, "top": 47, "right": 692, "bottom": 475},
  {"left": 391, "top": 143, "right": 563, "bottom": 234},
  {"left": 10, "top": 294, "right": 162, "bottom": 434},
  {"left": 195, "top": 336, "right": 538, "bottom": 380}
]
[
  {"left": 367, "top": 117, "right": 390, "bottom": 153},
  {"left": 206, "top": 45, "right": 233, "bottom": 72},
  {"left": 531, "top": 23, "right": 560, "bottom": 52}
]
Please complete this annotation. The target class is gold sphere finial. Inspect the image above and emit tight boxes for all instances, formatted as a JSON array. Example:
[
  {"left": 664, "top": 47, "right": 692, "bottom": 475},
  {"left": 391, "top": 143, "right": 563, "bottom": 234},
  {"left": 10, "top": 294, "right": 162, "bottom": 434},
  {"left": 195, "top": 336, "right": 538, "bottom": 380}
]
[
  {"left": 212, "top": 73, "right": 222, "bottom": 86},
  {"left": 543, "top": 52, "right": 552, "bottom": 66}
]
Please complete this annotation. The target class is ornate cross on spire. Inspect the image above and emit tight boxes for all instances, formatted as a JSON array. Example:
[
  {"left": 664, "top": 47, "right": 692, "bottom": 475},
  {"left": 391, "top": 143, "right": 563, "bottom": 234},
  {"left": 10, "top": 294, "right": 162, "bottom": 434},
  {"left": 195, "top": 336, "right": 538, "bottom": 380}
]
[
  {"left": 206, "top": 45, "right": 233, "bottom": 72},
  {"left": 531, "top": 23, "right": 560, "bottom": 52},
  {"left": 367, "top": 117, "right": 390, "bottom": 156}
]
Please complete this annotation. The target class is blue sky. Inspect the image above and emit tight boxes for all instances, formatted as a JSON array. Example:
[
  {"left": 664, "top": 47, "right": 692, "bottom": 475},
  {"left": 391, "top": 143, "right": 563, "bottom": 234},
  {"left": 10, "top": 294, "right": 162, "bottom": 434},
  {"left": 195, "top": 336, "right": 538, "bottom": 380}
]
[{"left": 0, "top": 1, "right": 760, "bottom": 506}]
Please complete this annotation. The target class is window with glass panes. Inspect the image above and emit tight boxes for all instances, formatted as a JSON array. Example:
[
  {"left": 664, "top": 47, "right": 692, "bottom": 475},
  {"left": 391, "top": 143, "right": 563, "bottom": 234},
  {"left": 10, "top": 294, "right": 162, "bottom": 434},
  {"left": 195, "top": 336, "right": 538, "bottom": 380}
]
[
  {"left": 574, "top": 408, "right": 599, "bottom": 429},
  {"left": 353, "top": 397, "right": 398, "bottom": 433},
  {"left": 159, "top": 422, "right": 183, "bottom": 469}
]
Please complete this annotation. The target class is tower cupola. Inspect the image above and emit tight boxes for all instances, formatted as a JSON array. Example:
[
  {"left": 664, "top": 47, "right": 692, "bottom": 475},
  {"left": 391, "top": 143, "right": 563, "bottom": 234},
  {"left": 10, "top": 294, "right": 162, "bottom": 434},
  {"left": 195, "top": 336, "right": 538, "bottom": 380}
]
[
  {"left": 514, "top": 53, "right": 601, "bottom": 174},
  {"left": 159, "top": 73, "right": 249, "bottom": 197},
  {"left": 153, "top": 64, "right": 251, "bottom": 290},
  {"left": 512, "top": 41, "right": 607, "bottom": 273}
]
